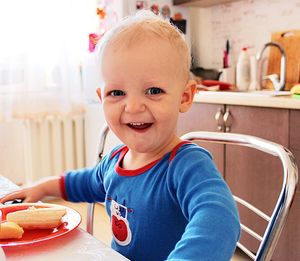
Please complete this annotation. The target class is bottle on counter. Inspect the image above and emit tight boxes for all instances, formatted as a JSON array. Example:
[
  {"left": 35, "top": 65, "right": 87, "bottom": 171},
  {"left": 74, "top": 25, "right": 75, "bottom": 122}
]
[
  {"left": 236, "top": 47, "right": 250, "bottom": 91},
  {"left": 249, "top": 55, "right": 260, "bottom": 90}
]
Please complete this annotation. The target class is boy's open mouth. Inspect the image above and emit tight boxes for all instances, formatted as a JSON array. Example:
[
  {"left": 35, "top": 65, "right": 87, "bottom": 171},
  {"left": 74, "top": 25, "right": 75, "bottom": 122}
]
[{"left": 127, "top": 122, "right": 152, "bottom": 130}]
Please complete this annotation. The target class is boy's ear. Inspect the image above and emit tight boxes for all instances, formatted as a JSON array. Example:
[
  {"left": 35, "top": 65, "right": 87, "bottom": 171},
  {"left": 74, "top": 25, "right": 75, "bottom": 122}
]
[
  {"left": 96, "top": 88, "right": 102, "bottom": 102},
  {"left": 179, "top": 80, "right": 196, "bottom": 113}
]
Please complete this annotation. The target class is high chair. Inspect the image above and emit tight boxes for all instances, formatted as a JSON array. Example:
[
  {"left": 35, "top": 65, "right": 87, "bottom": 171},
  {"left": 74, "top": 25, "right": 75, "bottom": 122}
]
[{"left": 86, "top": 125, "right": 298, "bottom": 261}]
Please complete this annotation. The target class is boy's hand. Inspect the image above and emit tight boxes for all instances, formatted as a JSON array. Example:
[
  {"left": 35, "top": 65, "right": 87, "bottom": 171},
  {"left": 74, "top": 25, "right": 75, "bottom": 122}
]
[
  {"left": 0, "top": 176, "right": 62, "bottom": 204},
  {"left": 0, "top": 185, "right": 45, "bottom": 204}
]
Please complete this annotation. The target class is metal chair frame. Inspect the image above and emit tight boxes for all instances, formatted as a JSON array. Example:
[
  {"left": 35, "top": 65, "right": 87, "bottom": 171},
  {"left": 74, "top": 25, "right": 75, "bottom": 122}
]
[{"left": 87, "top": 125, "right": 298, "bottom": 261}]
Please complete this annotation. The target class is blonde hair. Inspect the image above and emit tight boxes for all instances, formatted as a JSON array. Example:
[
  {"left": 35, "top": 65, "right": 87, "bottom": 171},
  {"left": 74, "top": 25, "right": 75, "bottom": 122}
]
[{"left": 96, "top": 10, "right": 191, "bottom": 82}]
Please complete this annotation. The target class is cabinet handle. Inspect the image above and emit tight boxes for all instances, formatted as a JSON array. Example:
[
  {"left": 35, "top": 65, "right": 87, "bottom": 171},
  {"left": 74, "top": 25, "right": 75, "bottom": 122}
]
[
  {"left": 223, "top": 108, "right": 232, "bottom": 132},
  {"left": 214, "top": 108, "right": 224, "bottom": 132}
]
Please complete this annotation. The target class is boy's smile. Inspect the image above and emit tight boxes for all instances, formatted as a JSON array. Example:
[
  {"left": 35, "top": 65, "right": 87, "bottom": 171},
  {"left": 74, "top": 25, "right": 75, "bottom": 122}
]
[
  {"left": 98, "top": 37, "right": 195, "bottom": 168},
  {"left": 126, "top": 122, "right": 153, "bottom": 131}
]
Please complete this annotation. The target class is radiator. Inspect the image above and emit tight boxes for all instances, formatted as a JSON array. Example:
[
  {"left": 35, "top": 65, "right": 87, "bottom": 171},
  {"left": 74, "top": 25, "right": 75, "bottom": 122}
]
[{"left": 22, "top": 115, "right": 86, "bottom": 183}]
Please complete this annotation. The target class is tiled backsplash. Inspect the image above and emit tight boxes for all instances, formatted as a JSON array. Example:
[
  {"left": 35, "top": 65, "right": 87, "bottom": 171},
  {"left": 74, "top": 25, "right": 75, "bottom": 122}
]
[{"left": 191, "top": 0, "right": 300, "bottom": 69}]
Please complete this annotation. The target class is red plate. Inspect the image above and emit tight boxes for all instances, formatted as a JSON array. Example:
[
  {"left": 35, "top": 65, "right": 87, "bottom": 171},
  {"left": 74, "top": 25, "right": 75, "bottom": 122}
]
[{"left": 0, "top": 203, "right": 81, "bottom": 246}]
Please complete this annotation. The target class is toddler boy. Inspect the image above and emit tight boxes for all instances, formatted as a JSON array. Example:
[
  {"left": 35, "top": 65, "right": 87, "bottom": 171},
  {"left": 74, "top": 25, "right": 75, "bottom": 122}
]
[{"left": 1, "top": 11, "right": 240, "bottom": 261}]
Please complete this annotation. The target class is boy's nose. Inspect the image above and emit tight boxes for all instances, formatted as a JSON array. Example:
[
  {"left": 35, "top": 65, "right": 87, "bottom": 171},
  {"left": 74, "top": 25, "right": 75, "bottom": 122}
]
[{"left": 124, "top": 96, "right": 146, "bottom": 113}]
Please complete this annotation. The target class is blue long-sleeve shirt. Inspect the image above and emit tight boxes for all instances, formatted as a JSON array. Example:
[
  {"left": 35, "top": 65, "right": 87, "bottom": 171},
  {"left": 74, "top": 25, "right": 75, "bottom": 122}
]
[{"left": 62, "top": 141, "right": 240, "bottom": 261}]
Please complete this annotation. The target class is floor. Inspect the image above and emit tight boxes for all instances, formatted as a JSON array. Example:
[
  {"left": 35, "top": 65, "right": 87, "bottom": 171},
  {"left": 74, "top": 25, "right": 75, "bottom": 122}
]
[{"left": 45, "top": 198, "right": 251, "bottom": 260}]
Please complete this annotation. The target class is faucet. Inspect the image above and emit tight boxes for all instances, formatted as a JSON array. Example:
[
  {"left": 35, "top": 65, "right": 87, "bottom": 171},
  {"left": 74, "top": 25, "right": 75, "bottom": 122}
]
[{"left": 256, "top": 42, "right": 286, "bottom": 92}]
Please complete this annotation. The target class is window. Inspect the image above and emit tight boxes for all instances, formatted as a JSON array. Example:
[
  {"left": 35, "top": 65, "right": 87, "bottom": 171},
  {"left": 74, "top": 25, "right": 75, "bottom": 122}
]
[{"left": 0, "top": 0, "right": 97, "bottom": 120}]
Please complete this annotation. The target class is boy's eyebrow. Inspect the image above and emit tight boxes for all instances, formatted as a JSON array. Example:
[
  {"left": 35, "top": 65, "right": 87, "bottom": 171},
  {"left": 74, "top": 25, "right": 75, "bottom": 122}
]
[
  {"left": 143, "top": 78, "right": 166, "bottom": 84},
  {"left": 103, "top": 83, "right": 123, "bottom": 88},
  {"left": 143, "top": 80, "right": 160, "bottom": 85}
]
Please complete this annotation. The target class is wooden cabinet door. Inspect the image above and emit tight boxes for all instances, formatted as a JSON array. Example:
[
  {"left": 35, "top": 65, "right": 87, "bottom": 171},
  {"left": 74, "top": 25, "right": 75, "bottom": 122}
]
[
  {"left": 224, "top": 105, "right": 290, "bottom": 257},
  {"left": 177, "top": 103, "right": 225, "bottom": 175},
  {"left": 225, "top": 105, "right": 289, "bottom": 202},
  {"left": 289, "top": 109, "right": 300, "bottom": 191},
  {"left": 274, "top": 191, "right": 300, "bottom": 261},
  {"left": 273, "top": 109, "right": 300, "bottom": 261}
]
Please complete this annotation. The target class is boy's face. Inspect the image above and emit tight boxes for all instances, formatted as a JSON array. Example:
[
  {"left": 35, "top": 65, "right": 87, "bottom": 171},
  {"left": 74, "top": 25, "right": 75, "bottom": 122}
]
[{"left": 98, "top": 38, "right": 195, "bottom": 155}]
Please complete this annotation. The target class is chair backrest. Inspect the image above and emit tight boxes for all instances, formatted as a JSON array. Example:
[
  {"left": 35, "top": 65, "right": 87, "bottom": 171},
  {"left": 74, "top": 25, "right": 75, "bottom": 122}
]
[
  {"left": 87, "top": 124, "right": 110, "bottom": 234},
  {"left": 87, "top": 126, "right": 298, "bottom": 261},
  {"left": 181, "top": 131, "right": 298, "bottom": 261}
]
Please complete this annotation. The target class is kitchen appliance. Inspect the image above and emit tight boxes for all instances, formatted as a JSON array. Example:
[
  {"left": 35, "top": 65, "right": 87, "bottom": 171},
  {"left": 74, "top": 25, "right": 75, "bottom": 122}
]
[{"left": 267, "top": 30, "right": 300, "bottom": 90}]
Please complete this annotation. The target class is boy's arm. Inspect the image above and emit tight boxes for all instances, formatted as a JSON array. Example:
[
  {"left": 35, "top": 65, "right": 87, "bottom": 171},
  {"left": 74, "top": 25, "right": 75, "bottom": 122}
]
[
  {"left": 62, "top": 165, "right": 106, "bottom": 203},
  {"left": 0, "top": 176, "right": 62, "bottom": 203},
  {"left": 167, "top": 150, "right": 240, "bottom": 261},
  {"left": 1, "top": 148, "right": 114, "bottom": 204}
]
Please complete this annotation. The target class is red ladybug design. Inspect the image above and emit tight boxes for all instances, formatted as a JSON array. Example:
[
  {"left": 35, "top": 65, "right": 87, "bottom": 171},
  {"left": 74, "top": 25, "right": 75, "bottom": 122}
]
[{"left": 112, "top": 215, "right": 128, "bottom": 242}]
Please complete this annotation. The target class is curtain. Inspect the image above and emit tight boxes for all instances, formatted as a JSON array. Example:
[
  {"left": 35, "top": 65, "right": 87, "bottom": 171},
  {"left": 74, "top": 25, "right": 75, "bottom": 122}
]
[{"left": 0, "top": 0, "right": 97, "bottom": 121}]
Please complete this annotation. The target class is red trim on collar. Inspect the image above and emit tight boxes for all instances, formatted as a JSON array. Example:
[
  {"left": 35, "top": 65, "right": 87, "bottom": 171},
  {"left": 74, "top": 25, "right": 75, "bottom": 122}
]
[
  {"left": 116, "top": 147, "right": 161, "bottom": 176},
  {"left": 110, "top": 145, "right": 126, "bottom": 160},
  {"left": 114, "top": 141, "right": 191, "bottom": 177},
  {"left": 168, "top": 140, "right": 191, "bottom": 163}
]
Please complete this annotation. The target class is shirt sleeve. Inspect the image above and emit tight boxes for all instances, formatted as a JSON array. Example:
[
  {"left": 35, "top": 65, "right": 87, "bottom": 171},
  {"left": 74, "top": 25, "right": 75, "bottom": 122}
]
[
  {"left": 62, "top": 165, "right": 106, "bottom": 203},
  {"left": 62, "top": 145, "right": 124, "bottom": 203},
  {"left": 166, "top": 145, "right": 240, "bottom": 261}
]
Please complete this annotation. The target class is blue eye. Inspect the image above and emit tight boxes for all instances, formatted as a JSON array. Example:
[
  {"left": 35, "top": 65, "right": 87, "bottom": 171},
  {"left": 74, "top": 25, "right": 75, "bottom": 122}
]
[
  {"left": 146, "top": 87, "right": 164, "bottom": 95},
  {"left": 108, "top": 90, "right": 125, "bottom": 96}
]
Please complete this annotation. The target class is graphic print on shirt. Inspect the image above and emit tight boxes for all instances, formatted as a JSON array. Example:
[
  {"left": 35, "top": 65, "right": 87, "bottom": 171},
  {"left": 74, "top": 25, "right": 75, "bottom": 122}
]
[{"left": 110, "top": 199, "right": 132, "bottom": 246}]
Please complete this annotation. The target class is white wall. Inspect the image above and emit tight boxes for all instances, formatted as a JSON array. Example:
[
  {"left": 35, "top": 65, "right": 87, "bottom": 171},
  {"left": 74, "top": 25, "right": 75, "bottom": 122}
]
[
  {"left": 190, "top": 7, "right": 212, "bottom": 67},
  {"left": 0, "top": 121, "right": 26, "bottom": 184},
  {"left": 190, "top": 0, "right": 300, "bottom": 69}
]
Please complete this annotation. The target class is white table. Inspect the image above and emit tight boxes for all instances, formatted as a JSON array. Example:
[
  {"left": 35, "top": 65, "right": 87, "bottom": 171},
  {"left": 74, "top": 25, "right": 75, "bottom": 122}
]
[
  {"left": 3, "top": 228, "right": 128, "bottom": 261},
  {"left": 0, "top": 175, "right": 129, "bottom": 261}
]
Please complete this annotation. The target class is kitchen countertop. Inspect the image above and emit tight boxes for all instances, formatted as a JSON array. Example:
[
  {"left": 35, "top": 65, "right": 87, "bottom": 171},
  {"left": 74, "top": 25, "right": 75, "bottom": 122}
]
[{"left": 194, "top": 90, "right": 300, "bottom": 109}]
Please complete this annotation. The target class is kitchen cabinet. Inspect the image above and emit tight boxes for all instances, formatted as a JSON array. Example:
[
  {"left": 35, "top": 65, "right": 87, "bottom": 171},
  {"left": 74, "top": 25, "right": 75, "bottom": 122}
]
[
  {"left": 290, "top": 109, "right": 300, "bottom": 172},
  {"left": 274, "top": 191, "right": 300, "bottom": 261},
  {"left": 173, "top": 0, "right": 242, "bottom": 7},
  {"left": 272, "top": 109, "right": 300, "bottom": 261},
  {"left": 177, "top": 102, "right": 299, "bottom": 260}
]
